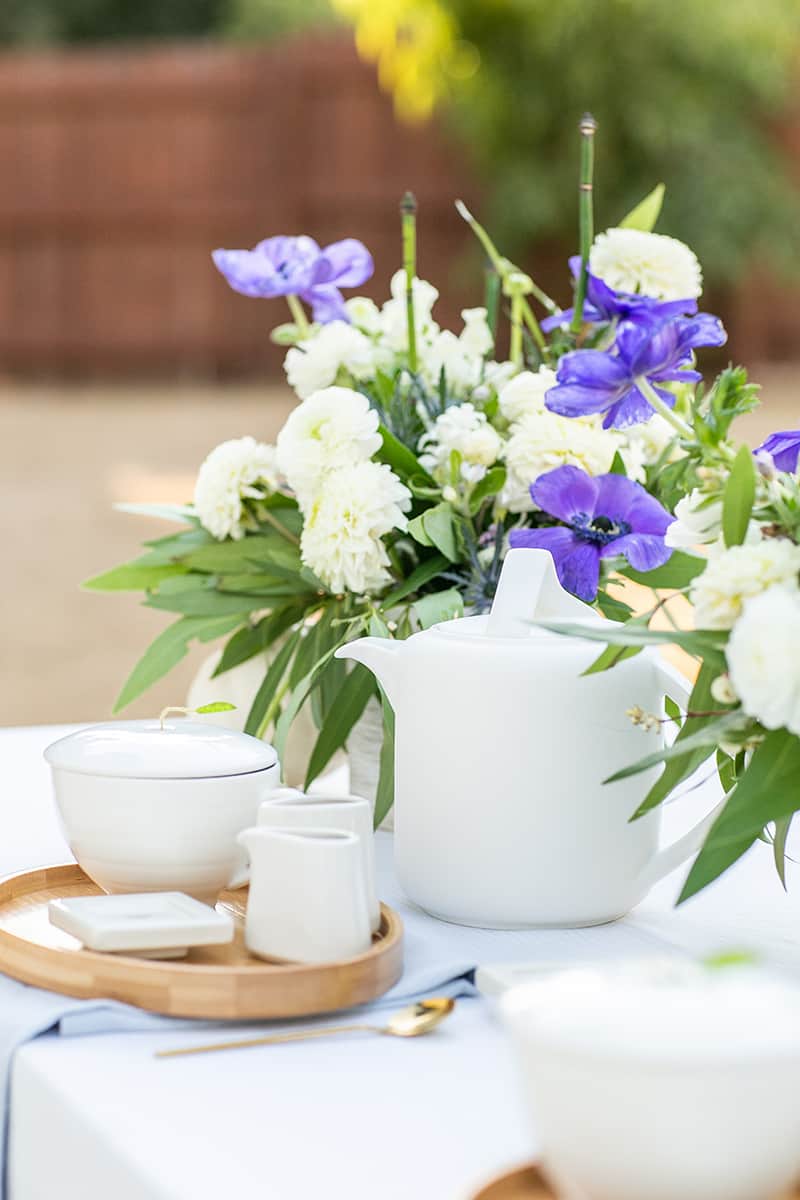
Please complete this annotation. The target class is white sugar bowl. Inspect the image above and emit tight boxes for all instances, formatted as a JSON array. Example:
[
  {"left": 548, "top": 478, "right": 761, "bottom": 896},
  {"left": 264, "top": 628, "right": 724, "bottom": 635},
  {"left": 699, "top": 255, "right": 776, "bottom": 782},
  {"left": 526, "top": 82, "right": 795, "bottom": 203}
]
[
  {"left": 45, "top": 720, "right": 280, "bottom": 903},
  {"left": 502, "top": 961, "right": 800, "bottom": 1200}
]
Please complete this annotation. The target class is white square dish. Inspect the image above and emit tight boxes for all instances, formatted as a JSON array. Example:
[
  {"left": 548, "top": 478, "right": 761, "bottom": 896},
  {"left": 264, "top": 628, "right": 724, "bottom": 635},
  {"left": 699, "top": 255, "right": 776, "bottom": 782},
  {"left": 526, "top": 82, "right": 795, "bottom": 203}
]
[{"left": 48, "top": 892, "right": 234, "bottom": 955}]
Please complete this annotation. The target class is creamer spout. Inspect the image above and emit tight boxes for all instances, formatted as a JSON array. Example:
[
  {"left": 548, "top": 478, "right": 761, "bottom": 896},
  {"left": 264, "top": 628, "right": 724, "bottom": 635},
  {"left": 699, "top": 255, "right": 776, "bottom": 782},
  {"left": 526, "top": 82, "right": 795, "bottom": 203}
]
[{"left": 335, "top": 637, "right": 403, "bottom": 708}]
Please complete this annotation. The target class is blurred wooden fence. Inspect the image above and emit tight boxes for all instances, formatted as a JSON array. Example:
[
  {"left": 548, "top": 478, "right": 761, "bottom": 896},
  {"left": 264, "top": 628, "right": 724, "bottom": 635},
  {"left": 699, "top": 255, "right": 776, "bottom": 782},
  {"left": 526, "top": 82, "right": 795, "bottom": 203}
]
[
  {"left": 0, "top": 36, "right": 475, "bottom": 377},
  {"left": 0, "top": 36, "right": 796, "bottom": 377}
]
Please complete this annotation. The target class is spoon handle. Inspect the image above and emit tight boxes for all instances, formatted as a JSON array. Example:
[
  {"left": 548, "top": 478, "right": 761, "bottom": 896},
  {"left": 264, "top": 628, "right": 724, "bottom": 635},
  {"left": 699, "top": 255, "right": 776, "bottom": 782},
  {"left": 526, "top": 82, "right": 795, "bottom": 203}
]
[{"left": 156, "top": 1023, "right": 382, "bottom": 1058}]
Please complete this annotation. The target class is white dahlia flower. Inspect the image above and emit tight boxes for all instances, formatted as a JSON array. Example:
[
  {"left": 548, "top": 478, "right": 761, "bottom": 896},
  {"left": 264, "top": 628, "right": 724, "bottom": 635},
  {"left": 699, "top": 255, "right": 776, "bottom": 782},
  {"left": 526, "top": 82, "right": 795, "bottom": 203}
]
[
  {"left": 284, "top": 321, "right": 377, "bottom": 400},
  {"left": 194, "top": 436, "right": 280, "bottom": 541},
  {"left": 690, "top": 539, "right": 800, "bottom": 630},
  {"left": 418, "top": 403, "right": 503, "bottom": 485},
  {"left": 276, "top": 387, "right": 382, "bottom": 504},
  {"left": 300, "top": 460, "right": 411, "bottom": 595},
  {"left": 498, "top": 368, "right": 558, "bottom": 423},
  {"left": 727, "top": 586, "right": 800, "bottom": 735},
  {"left": 501, "top": 411, "right": 622, "bottom": 513},
  {"left": 590, "top": 228, "right": 702, "bottom": 301}
]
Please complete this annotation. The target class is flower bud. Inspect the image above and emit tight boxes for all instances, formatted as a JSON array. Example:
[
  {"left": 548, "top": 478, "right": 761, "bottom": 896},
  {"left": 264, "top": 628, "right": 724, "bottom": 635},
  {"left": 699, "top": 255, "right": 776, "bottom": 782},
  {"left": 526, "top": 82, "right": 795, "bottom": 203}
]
[{"left": 710, "top": 674, "right": 738, "bottom": 706}]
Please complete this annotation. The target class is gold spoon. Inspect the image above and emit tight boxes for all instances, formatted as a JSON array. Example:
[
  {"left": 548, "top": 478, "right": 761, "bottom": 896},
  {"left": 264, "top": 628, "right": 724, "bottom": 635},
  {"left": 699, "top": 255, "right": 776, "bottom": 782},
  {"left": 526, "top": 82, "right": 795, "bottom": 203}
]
[{"left": 155, "top": 997, "right": 456, "bottom": 1059}]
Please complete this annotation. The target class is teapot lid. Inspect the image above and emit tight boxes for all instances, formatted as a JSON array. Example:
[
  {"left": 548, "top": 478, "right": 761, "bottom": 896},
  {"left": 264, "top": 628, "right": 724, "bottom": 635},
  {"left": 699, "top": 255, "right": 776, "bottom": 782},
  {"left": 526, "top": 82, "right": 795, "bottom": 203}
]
[{"left": 44, "top": 720, "right": 278, "bottom": 780}]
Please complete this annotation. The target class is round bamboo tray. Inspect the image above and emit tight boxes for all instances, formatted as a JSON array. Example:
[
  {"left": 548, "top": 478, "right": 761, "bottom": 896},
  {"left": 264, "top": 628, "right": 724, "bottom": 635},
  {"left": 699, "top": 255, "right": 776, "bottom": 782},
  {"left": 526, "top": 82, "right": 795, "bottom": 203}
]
[
  {"left": 472, "top": 1163, "right": 800, "bottom": 1199},
  {"left": 0, "top": 863, "right": 403, "bottom": 1020}
]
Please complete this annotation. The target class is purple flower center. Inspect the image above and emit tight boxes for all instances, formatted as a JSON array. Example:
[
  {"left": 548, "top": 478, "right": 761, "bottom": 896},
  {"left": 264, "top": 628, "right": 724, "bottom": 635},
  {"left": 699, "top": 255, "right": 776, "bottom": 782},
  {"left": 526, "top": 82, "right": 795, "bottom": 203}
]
[{"left": 572, "top": 511, "right": 632, "bottom": 546}]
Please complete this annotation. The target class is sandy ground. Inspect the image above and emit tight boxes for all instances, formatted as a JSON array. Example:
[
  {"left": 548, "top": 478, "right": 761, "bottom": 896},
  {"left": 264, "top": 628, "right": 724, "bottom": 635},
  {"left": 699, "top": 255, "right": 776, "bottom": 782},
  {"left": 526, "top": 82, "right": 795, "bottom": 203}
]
[{"left": 1, "top": 369, "right": 797, "bottom": 727}]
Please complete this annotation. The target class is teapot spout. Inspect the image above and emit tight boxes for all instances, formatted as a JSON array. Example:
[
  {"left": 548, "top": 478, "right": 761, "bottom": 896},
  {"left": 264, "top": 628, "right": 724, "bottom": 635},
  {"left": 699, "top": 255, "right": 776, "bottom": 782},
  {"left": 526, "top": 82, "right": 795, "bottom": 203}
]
[{"left": 335, "top": 637, "right": 403, "bottom": 708}]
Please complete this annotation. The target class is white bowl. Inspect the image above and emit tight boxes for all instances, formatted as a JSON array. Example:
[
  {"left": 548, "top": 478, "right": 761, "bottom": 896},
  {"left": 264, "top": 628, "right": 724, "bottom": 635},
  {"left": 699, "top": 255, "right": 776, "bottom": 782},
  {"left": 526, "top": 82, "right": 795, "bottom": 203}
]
[
  {"left": 502, "top": 961, "right": 800, "bottom": 1200},
  {"left": 45, "top": 720, "right": 280, "bottom": 902}
]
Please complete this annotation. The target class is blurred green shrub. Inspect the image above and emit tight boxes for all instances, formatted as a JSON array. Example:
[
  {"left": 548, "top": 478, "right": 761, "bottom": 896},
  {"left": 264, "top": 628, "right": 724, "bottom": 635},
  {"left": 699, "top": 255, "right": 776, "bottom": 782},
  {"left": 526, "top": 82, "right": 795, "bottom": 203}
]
[
  {"left": 0, "top": 0, "right": 228, "bottom": 43},
  {"left": 443, "top": 0, "right": 800, "bottom": 282}
]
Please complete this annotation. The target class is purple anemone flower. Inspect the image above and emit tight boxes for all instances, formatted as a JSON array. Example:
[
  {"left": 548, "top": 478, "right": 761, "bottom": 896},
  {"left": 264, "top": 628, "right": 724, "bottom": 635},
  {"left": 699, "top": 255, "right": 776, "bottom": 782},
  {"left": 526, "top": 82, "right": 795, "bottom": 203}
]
[
  {"left": 508, "top": 465, "right": 673, "bottom": 602},
  {"left": 754, "top": 430, "right": 800, "bottom": 475},
  {"left": 212, "top": 235, "right": 374, "bottom": 323},
  {"left": 541, "top": 256, "right": 698, "bottom": 332},
  {"left": 545, "top": 312, "right": 727, "bottom": 429}
]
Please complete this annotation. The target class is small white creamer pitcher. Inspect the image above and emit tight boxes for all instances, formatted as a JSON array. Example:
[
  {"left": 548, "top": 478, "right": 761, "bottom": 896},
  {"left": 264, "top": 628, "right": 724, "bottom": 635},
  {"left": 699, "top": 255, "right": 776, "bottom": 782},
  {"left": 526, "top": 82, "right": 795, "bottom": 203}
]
[
  {"left": 337, "top": 548, "right": 722, "bottom": 929},
  {"left": 237, "top": 827, "right": 372, "bottom": 963}
]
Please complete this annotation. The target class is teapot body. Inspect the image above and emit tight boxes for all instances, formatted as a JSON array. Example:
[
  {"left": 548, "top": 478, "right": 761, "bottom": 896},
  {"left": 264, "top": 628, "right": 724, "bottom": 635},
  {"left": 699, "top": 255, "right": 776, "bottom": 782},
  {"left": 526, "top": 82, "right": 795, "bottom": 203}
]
[{"left": 392, "top": 619, "right": 666, "bottom": 927}]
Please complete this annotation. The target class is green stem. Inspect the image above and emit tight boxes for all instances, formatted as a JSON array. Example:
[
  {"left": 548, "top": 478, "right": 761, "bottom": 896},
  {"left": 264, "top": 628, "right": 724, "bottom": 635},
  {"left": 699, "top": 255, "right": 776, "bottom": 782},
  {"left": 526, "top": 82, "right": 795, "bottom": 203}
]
[
  {"left": 400, "top": 191, "right": 418, "bottom": 373},
  {"left": 510, "top": 294, "right": 523, "bottom": 366},
  {"left": 259, "top": 506, "right": 300, "bottom": 546},
  {"left": 256, "top": 674, "right": 292, "bottom": 741},
  {"left": 570, "top": 113, "right": 597, "bottom": 334},
  {"left": 520, "top": 297, "right": 548, "bottom": 355},
  {"left": 637, "top": 376, "right": 694, "bottom": 439},
  {"left": 286, "top": 294, "right": 310, "bottom": 336},
  {"left": 455, "top": 200, "right": 558, "bottom": 314}
]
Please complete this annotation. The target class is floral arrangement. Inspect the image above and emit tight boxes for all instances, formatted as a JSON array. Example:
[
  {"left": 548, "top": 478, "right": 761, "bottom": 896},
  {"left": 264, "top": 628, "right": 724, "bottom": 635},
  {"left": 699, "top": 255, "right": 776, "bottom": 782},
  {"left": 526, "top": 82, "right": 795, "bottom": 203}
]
[{"left": 88, "top": 117, "right": 800, "bottom": 895}]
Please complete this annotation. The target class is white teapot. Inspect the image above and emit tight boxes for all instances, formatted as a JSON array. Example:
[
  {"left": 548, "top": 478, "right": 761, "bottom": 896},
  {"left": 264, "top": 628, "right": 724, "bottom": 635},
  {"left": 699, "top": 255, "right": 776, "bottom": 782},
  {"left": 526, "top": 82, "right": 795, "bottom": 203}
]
[{"left": 336, "top": 549, "right": 720, "bottom": 929}]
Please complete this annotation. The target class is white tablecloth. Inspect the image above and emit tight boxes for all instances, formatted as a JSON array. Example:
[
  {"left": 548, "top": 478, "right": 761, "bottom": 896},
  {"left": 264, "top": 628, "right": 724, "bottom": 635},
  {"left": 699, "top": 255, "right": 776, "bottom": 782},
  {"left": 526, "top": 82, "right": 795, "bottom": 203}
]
[{"left": 3, "top": 725, "right": 800, "bottom": 1200}]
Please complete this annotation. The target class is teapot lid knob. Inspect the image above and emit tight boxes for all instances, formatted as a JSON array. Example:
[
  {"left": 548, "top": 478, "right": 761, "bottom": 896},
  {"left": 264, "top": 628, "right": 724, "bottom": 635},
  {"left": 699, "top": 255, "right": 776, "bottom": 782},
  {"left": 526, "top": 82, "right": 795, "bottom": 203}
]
[{"left": 486, "top": 548, "right": 593, "bottom": 638}]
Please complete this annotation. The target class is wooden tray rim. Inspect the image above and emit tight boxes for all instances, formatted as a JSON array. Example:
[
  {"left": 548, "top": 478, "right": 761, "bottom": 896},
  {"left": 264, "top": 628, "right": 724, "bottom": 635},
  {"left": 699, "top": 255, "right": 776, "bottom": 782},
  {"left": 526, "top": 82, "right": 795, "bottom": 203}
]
[{"left": 0, "top": 862, "right": 404, "bottom": 1019}]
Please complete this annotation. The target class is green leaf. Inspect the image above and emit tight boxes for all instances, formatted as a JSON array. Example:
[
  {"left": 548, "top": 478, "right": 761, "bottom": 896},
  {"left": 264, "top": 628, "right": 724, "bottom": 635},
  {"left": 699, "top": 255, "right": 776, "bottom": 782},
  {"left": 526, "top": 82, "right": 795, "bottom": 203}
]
[
  {"left": 380, "top": 555, "right": 448, "bottom": 607},
  {"left": 182, "top": 535, "right": 300, "bottom": 576},
  {"left": 146, "top": 590, "right": 265, "bottom": 618},
  {"left": 304, "top": 666, "right": 376, "bottom": 788},
  {"left": 272, "top": 644, "right": 341, "bottom": 762},
  {"left": 114, "top": 502, "right": 198, "bottom": 524},
  {"left": 415, "top": 502, "right": 459, "bottom": 561},
  {"left": 619, "top": 183, "right": 665, "bottom": 232},
  {"left": 289, "top": 606, "right": 343, "bottom": 690},
  {"left": 408, "top": 514, "right": 433, "bottom": 547},
  {"left": 594, "top": 591, "right": 635, "bottom": 623},
  {"left": 609, "top": 450, "right": 628, "bottom": 476},
  {"left": 114, "top": 614, "right": 241, "bottom": 712},
  {"left": 605, "top": 713, "right": 748, "bottom": 784},
  {"left": 376, "top": 424, "right": 432, "bottom": 484},
  {"left": 195, "top": 701, "right": 236, "bottom": 715},
  {"left": 213, "top": 603, "right": 309, "bottom": 678},
  {"left": 773, "top": 814, "right": 793, "bottom": 890},
  {"left": 468, "top": 466, "right": 506, "bottom": 515},
  {"left": 412, "top": 588, "right": 464, "bottom": 629},
  {"left": 722, "top": 444, "right": 756, "bottom": 548},
  {"left": 140, "top": 528, "right": 214, "bottom": 563},
  {"left": 243, "top": 630, "right": 302, "bottom": 737},
  {"left": 82, "top": 562, "right": 189, "bottom": 592},
  {"left": 618, "top": 550, "right": 706, "bottom": 590},
  {"left": 373, "top": 694, "right": 395, "bottom": 829},
  {"left": 679, "top": 730, "right": 800, "bottom": 902},
  {"left": 539, "top": 619, "right": 728, "bottom": 667},
  {"left": 664, "top": 695, "right": 683, "bottom": 727},
  {"left": 630, "top": 661, "right": 721, "bottom": 819},
  {"left": 583, "top": 642, "right": 643, "bottom": 676},
  {"left": 216, "top": 574, "right": 309, "bottom": 597}
]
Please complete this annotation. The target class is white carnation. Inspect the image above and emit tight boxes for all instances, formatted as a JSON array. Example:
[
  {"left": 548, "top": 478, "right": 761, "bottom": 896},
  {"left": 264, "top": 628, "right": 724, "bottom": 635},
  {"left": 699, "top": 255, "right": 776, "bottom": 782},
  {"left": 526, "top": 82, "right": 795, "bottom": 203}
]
[
  {"left": 665, "top": 490, "right": 724, "bottom": 550},
  {"left": 300, "top": 461, "right": 411, "bottom": 595},
  {"left": 501, "top": 411, "right": 622, "bottom": 513},
  {"left": 344, "top": 296, "right": 382, "bottom": 335},
  {"left": 194, "top": 436, "right": 279, "bottom": 541},
  {"left": 419, "top": 403, "right": 502, "bottom": 485},
  {"left": 498, "top": 368, "right": 558, "bottom": 423},
  {"left": 690, "top": 539, "right": 800, "bottom": 630},
  {"left": 284, "top": 321, "right": 376, "bottom": 400},
  {"left": 727, "top": 587, "right": 800, "bottom": 735},
  {"left": 276, "top": 387, "right": 382, "bottom": 504},
  {"left": 590, "top": 228, "right": 702, "bottom": 301},
  {"left": 379, "top": 270, "right": 440, "bottom": 353}
]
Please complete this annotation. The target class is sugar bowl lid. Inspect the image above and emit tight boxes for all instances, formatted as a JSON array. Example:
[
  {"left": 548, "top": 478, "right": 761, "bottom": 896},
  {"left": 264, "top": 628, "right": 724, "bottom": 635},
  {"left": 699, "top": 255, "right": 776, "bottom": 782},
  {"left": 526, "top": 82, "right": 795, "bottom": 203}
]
[{"left": 44, "top": 720, "right": 278, "bottom": 780}]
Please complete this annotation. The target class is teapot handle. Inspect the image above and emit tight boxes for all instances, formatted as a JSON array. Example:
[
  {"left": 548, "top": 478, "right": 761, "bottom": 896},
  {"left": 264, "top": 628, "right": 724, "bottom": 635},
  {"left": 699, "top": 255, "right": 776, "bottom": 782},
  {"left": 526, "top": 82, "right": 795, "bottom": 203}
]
[
  {"left": 635, "top": 658, "right": 724, "bottom": 894},
  {"left": 487, "top": 548, "right": 593, "bottom": 638}
]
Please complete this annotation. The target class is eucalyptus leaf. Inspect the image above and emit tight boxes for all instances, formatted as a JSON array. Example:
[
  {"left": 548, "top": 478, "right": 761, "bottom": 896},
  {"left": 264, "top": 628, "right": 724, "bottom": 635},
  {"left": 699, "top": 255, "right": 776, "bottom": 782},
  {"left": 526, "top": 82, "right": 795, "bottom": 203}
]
[
  {"left": 539, "top": 619, "right": 728, "bottom": 666},
  {"left": 618, "top": 550, "right": 706, "bottom": 590},
  {"left": 722, "top": 444, "right": 756, "bottom": 548},
  {"left": 114, "top": 614, "right": 241, "bottom": 712},
  {"left": 619, "top": 183, "right": 665, "bottom": 232},
  {"left": 380, "top": 554, "right": 448, "bottom": 607},
  {"left": 243, "top": 630, "right": 302, "bottom": 738},
  {"left": 146, "top": 591, "right": 265, "bottom": 618},
  {"left": 82, "top": 562, "right": 189, "bottom": 592},
  {"left": 304, "top": 665, "right": 376, "bottom": 787},
  {"left": 605, "top": 713, "right": 748, "bottom": 784},
  {"left": 412, "top": 588, "right": 464, "bottom": 629}
]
